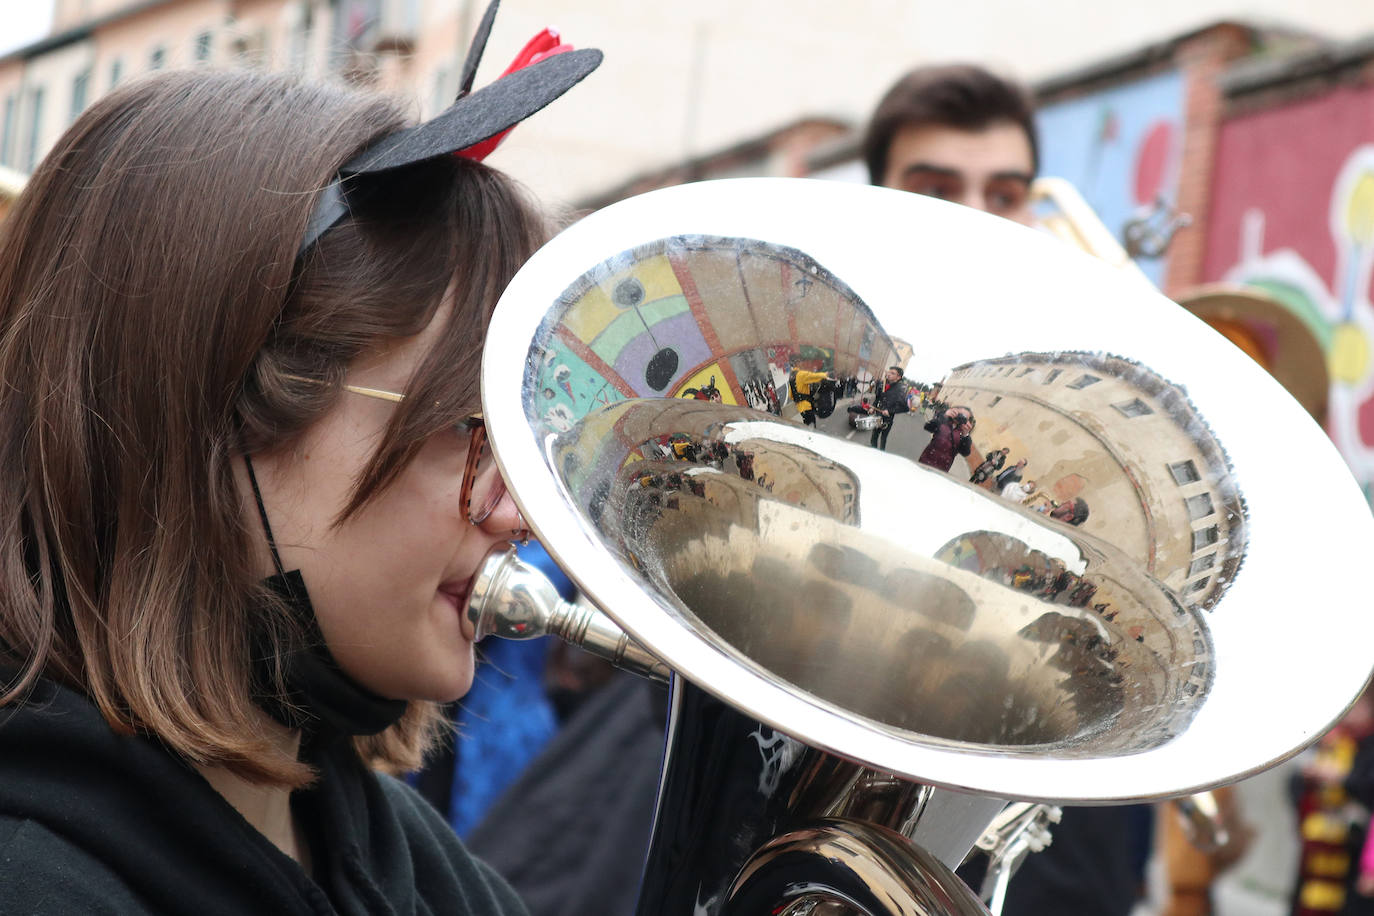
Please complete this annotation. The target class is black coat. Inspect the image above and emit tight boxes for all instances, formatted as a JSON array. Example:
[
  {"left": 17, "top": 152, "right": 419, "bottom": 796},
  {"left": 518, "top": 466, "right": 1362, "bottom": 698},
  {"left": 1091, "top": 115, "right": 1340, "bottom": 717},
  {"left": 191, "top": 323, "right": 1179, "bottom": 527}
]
[
  {"left": 467, "top": 673, "right": 667, "bottom": 916},
  {"left": 872, "top": 380, "right": 910, "bottom": 427},
  {"left": 0, "top": 673, "right": 526, "bottom": 915},
  {"left": 1006, "top": 807, "right": 1150, "bottom": 916}
]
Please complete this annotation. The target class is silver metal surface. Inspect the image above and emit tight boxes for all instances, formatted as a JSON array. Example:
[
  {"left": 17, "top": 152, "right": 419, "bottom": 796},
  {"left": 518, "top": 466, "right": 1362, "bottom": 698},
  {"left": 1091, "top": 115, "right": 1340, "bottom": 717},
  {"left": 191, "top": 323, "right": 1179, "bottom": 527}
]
[
  {"left": 1174, "top": 790, "right": 1231, "bottom": 854},
  {"left": 482, "top": 178, "right": 1374, "bottom": 803},
  {"left": 725, "top": 818, "right": 989, "bottom": 915},
  {"left": 466, "top": 547, "right": 670, "bottom": 681},
  {"left": 545, "top": 398, "right": 1205, "bottom": 755},
  {"left": 975, "top": 803, "right": 1062, "bottom": 913}
]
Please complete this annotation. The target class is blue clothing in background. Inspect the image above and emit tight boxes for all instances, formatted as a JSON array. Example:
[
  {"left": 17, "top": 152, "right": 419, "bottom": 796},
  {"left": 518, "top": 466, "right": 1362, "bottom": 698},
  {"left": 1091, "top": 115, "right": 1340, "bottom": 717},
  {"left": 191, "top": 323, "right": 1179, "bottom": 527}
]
[{"left": 449, "top": 636, "right": 558, "bottom": 836}]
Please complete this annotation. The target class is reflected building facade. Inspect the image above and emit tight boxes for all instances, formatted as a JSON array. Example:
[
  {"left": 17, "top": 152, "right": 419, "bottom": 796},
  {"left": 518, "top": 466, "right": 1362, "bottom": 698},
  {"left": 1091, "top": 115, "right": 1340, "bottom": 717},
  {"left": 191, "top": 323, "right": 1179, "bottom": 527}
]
[{"left": 937, "top": 352, "right": 1245, "bottom": 611}]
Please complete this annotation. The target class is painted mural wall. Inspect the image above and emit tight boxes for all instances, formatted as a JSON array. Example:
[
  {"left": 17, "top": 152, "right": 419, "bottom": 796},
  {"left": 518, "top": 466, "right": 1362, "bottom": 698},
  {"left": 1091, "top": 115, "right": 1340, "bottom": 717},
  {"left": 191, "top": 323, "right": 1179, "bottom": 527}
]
[
  {"left": 1203, "top": 84, "right": 1374, "bottom": 503},
  {"left": 526, "top": 235, "right": 901, "bottom": 438},
  {"left": 1036, "top": 69, "right": 1187, "bottom": 288}
]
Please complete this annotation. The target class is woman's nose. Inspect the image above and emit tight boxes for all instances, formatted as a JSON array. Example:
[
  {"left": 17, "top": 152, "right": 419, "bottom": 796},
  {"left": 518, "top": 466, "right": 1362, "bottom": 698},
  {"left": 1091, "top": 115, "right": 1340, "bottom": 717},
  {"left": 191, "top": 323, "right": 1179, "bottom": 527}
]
[{"left": 479, "top": 486, "right": 529, "bottom": 542}]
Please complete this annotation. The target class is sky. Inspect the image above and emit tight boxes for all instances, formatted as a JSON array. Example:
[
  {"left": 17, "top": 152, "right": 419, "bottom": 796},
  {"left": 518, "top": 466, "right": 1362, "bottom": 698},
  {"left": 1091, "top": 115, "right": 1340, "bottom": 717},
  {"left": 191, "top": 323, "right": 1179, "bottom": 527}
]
[{"left": 0, "top": 0, "right": 56, "bottom": 56}]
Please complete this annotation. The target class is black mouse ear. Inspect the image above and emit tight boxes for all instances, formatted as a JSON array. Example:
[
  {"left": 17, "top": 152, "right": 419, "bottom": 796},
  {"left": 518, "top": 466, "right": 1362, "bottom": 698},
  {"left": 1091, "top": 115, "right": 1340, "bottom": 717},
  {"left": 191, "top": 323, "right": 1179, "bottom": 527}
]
[
  {"left": 457, "top": 0, "right": 502, "bottom": 98},
  {"left": 295, "top": 4, "right": 602, "bottom": 258},
  {"left": 342, "top": 48, "right": 601, "bottom": 177}
]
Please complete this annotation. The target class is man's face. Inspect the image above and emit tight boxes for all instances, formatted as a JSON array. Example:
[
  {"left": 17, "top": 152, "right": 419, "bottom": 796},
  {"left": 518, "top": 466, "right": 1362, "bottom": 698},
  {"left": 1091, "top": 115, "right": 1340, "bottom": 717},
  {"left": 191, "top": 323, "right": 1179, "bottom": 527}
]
[
  {"left": 885, "top": 368, "right": 901, "bottom": 384},
  {"left": 881, "top": 120, "right": 1035, "bottom": 225}
]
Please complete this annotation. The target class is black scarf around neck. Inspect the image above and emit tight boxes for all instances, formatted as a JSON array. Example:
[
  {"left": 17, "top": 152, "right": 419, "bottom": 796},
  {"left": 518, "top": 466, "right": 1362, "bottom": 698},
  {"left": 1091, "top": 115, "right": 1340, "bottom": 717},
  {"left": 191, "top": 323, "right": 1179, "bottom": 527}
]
[{"left": 245, "top": 454, "right": 407, "bottom": 737}]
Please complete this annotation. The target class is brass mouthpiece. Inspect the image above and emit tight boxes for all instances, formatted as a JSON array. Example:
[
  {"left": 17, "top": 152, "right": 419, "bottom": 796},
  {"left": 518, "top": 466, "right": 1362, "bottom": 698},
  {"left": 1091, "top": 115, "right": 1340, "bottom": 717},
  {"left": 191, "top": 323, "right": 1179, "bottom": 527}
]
[{"left": 464, "top": 546, "right": 670, "bottom": 682}]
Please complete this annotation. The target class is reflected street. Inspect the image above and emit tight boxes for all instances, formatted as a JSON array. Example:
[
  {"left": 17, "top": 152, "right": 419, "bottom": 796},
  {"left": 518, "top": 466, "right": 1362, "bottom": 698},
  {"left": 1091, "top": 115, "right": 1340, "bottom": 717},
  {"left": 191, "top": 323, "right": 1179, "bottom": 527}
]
[{"left": 819, "top": 392, "right": 973, "bottom": 480}]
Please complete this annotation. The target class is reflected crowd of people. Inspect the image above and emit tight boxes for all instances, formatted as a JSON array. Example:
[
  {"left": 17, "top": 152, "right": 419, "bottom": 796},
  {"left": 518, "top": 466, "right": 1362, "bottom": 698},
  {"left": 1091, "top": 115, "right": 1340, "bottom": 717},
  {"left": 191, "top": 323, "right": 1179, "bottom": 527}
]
[
  {"left": 912, "top": 399, "right": 1092, "bottom": 527},
  {"left": 740, "top": 376, "right": 782, "bottom": 415}
]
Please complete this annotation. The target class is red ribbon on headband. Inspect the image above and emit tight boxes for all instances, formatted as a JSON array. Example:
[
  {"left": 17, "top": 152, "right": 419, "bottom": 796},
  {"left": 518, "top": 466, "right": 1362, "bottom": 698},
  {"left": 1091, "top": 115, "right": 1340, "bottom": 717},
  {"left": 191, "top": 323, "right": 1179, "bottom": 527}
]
[{"left": 458, "top": 28, "right": 573, "bottom": 162}]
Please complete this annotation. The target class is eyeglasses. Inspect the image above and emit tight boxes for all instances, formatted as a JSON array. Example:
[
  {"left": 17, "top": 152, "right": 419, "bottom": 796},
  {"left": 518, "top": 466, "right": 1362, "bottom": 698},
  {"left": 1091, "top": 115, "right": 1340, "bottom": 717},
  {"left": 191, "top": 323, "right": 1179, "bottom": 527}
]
[{"left": 339, "top": 382, "right": 509, "bottom": 527}]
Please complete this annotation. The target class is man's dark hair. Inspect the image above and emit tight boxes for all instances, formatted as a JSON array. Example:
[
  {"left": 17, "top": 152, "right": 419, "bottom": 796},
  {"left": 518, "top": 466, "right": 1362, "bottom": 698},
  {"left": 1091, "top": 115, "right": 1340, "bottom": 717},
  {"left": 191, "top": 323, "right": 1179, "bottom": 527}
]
[{"left": 863, "top": 64, "right": 1039, "bottom": 185}]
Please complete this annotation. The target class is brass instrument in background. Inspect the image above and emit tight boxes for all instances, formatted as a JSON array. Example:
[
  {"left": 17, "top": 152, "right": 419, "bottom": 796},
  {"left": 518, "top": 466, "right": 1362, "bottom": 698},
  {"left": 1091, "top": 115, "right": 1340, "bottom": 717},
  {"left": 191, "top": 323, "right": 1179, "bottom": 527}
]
[
  {"left": 467, "top": 179, "right": 1373, "bottom": 915},
  {"left": 1032, "top": 177, "right": 1329, "bottom": 424},
  {"left": 1031, "top": 176, "right": 1153, "bottom": 283}
]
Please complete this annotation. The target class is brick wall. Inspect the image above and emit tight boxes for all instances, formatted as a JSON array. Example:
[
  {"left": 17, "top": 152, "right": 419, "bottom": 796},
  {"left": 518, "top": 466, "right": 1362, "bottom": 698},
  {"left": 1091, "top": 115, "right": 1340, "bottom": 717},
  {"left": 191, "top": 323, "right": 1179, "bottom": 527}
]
[{"left": 1164, "top": 24, "right": 1252, "bottom": 297}]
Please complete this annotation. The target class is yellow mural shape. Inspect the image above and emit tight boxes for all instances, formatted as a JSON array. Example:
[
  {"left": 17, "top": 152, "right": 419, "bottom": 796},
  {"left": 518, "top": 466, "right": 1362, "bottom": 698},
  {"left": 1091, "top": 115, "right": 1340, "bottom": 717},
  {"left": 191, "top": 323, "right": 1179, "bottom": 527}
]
[
  {"left": 673, "top": 362, "right": 738, "bottom": 404},
  {"left": 1330, "top": 322, "right": 1370, "bottom": 384},
  {"left": 562, "top": 255, "right": 685, "bottom": 343},
  {"left": 1344, "top": 170, "right": 1374, "bottom": 246}
]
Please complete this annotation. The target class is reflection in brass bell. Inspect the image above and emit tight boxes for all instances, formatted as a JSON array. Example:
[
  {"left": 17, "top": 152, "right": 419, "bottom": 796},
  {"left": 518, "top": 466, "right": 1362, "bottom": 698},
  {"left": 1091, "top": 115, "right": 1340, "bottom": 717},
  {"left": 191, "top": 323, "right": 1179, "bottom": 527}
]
[
  {"left": 484, "top": 179, "right": 1371, "bottom": 803},
  {"left": 475, "top": 179, "right": 1374, "bottom": 915}
]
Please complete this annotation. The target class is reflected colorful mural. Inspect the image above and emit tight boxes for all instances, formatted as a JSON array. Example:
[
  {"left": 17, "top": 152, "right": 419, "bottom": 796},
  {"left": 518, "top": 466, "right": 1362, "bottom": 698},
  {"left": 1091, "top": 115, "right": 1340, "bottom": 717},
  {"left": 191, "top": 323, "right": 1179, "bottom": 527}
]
[{"left": 526, "top": 235, "right": 900, "bottom": 437}]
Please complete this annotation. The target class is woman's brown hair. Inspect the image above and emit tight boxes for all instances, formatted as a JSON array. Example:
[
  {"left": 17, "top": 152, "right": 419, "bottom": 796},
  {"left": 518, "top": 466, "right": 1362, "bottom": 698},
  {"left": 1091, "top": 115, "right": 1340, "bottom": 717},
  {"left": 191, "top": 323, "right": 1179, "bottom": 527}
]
[{"left": 0, "top": 69, "right": 545, "bottom": 787}]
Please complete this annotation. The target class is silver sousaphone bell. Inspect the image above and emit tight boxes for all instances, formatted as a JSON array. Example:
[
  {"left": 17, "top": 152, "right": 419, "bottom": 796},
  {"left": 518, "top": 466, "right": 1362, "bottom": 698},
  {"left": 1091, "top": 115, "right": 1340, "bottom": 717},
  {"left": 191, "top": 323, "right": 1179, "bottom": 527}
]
[{"left": 470, "top": 179, "right": 1374, "bottom": 915}]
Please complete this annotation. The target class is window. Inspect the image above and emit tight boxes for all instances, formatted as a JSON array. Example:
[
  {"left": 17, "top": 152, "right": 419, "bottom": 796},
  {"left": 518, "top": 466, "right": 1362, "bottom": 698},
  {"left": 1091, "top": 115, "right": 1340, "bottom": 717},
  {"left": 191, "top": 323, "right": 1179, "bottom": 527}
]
[
  {"left": 194, "top": 31, "right": 213, "bottom": 63},
  {"left": 150, "top": 46, "right": 166, "bottom": 70},
  {"left": 1187, "top": 554, "right": 1215, "bottom": 577},
  {"left": 1043, "top": 369, "right": 1062, "bottom": 384},
  {"left": 1187, "top": 577, "right": 1210, "bottom": 593},
  {"left": 69, "top": 68, "right": 91, "bottom": 123},
  {"left": 1168, "top": 459, "right": 1200, "bottom": 485},
  {"left": 109, "top": 57, "right": 124, "bottom": 89},
  {"left": 23, "top": 86, "right": 44, "bottom": 171},
  {"left": 1018, "top": 367, "right": 1034, "bottom": 378},
  {"left": 1185, "top": 493, "right": 1214, "bottom": 521},
  {"left": 1068, "top": 373, "right": 1101, "bottom": 389},
  {"left": 1191, "top": 526, "right": 1219, "bottom": 552},
  {"left": 1113, "top": 398, "right": 1153, "bottom": 418},
  {"left": 0, "top": 94, "right": 15, "bottom": 167},
  {"left": 988, "top": 396, "right": 1002, "bottom": 407}
]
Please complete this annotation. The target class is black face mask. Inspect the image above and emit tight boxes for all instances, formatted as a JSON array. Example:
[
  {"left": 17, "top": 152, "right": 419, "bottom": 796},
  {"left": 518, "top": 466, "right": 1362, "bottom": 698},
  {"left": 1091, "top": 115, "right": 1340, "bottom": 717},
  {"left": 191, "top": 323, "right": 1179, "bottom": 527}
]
[{"left": 245, "top": 454, "right": 407, "bottom": 737}]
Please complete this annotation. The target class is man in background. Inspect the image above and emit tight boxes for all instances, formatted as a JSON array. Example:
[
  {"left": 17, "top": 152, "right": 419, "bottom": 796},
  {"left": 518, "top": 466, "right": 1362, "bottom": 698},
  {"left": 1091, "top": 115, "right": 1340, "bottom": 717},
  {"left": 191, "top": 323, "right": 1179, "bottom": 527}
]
[
  {"left": 868, "top": 366, "right": 910, "bottom": 450},
  {"left": 864, "top": 63, "right": 1154, "bottom": 916},
  {"left": 863, "top": 64, "right": 1037, "bottom": 226},
  {"left": 789, "top": 359, "right": 836, "bottom": 427}
]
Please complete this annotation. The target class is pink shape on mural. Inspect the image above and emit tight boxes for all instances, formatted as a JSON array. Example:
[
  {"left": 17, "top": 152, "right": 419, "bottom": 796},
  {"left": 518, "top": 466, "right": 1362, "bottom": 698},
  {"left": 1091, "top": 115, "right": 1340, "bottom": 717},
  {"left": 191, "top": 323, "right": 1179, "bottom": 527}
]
[
  {"left": 1361, "top": 395, "right": 1374, "bottom": 447},
  {"left": 1133, "top": 120, "right": 1174, "bottom": 206}
]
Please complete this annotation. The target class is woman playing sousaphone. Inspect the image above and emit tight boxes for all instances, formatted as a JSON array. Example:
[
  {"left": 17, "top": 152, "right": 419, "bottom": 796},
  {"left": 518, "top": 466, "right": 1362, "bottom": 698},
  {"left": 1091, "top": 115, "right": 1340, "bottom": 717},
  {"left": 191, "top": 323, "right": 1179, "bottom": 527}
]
[{"left": 0, "top": 4, "right": 599, "bottom": 912}]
